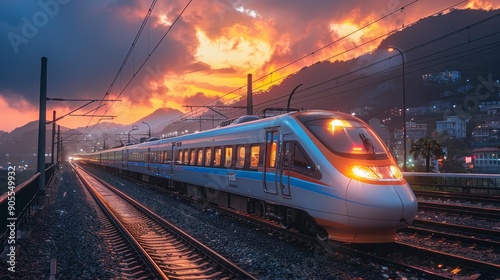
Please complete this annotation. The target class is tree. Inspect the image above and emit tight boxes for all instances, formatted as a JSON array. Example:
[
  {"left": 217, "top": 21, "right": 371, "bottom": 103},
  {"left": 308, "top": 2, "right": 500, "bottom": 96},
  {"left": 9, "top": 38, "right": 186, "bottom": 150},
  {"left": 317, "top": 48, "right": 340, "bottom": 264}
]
[{"left": 409, "top": 137, "right": 445, "bottom": 172}]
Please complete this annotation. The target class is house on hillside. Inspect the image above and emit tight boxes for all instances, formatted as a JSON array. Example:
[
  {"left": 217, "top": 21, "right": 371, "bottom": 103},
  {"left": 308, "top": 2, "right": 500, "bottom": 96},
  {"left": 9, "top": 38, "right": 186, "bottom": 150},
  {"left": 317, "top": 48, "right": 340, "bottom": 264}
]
[
  {"left": 435, "top": 116, "right": 469, "bottom": 138},
  {"left": 471, "top": 147, "right": 500, "bottom": 174}
]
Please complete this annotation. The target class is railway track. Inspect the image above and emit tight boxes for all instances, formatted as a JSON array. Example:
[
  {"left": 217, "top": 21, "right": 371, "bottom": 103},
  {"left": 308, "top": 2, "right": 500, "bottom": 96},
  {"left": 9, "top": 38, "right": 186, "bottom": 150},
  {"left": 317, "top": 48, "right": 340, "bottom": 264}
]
[
  {"left": 78, "top": 163, "right": 500, "bottom": 279},
  {"left": 402, "top": 221, "right": 500, "bottom": 248},
  {"left": 71, "top": 162, "right": 257, "bottom": 280},
  {"left": 414, "top": 190, "right": 500, "bottom": 205},
  {"left": 418, "top": 201, "right": 500, "bottom": 220},
  {"left": 223, "top": 209, "right": 500, "bottom": 279}
]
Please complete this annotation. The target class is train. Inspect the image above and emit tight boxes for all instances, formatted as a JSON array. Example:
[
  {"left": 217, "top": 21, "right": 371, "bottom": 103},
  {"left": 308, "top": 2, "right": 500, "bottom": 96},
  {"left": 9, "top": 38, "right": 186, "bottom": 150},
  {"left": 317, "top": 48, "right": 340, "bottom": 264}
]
[{"left": 76, "top": 110, "right": 418, "bottom": 243}]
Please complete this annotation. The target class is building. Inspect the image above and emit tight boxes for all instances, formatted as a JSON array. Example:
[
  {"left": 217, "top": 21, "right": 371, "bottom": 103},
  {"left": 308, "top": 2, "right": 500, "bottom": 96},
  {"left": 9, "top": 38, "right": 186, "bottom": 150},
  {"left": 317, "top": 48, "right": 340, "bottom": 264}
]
[
  {"left": 435, "top": 116, "right": 469, "bottom": 138},
  {"left": 369, "top": 118, "right": 390, "bottom": 147},
  {"left": 393, "top": 122, "right": 428, "bottom": 168},
  {"left": 471, "top": 102, "right": 500, "bottom": 148},
  {"left": 350, "top": 107, "right": 373, "bottom": 117},
  {"left": 422, "top": 70, "right": 461, "bottom": 85},
  {"left": 471, "top": 147, "right": 500, "bottom": 174}
]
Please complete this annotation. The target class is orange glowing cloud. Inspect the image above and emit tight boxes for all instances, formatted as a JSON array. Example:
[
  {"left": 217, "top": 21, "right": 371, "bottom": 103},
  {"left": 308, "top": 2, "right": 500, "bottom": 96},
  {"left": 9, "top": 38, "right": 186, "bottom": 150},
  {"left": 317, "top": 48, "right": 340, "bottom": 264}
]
[
  {"left": 0, "top": 96, "right": 38, "bottom": 132},
  {"left": 466, "top": 0, "right": 500, "bottom": 9},
  {"left": 195, "top": 28, "right": 271, "bottom": 72},
  {"left": 2, "top": 0, "right": 499, "bottom": 134}
]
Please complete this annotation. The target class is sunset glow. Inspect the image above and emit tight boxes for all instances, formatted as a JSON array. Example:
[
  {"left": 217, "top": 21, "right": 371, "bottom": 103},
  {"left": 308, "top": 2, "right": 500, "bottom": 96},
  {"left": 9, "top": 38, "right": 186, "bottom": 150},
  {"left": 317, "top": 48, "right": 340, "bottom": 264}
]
[
  {"left": 195, "top": 29, "right": 271, "bottom": 70},
  {"left": 1, "top": 1, "right": 500, "bottom": 132}
]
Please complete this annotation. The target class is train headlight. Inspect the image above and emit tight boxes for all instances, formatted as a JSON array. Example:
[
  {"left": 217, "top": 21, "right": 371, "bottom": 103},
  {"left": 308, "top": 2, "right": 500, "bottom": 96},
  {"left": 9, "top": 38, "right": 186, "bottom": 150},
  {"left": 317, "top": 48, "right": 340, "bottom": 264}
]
[
  {"left": 389, "top": 165, "right": 403, "bottom": 179},
  {"left": 351, "top": 165, "right": 403, "bottom": 181},
  {"left": 351, "top": 165, "right": 379, "bottom": 180}
]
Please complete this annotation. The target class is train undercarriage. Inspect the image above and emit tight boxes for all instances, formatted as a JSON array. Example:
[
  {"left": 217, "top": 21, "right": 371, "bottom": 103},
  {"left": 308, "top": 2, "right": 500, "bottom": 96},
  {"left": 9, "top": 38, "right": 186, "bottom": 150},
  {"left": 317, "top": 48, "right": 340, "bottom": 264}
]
[{"left": 99, "top": 164, "right": 329, "bottom": 240}]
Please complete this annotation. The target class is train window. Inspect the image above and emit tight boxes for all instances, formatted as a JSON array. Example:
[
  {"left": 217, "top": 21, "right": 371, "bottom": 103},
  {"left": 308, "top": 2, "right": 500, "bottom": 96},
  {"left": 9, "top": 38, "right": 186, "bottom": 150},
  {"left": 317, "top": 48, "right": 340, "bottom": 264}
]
[
  {"left": 303, "top": 118, "right": 389, "bottom": 159},
  {"left": 236, "top": 146, "right": 245, "bottom": 168},
  {"left": 292, "top": 144, "right": 314, "bottom": 171},
  {"left": 162, "top": 151, "right": 167, "bottom": 163},
  {"left": 250, "top": 145, "right": 260, "bottom": 169},
  {"left": 190, "top": 149, "right": 196, "bottom": 165},
  {"left": 205, "top": 148, "right": 212, "bottom": 166},
  {"left": 283, "top": 142, "right": 291, "bottom": 167},
  {"left": 184, "top": 150, "right": 190, "bottom": 164},
  {"left": 214, "top": 147, "right": 222, "bottom": 166},
  {"left": 197, "top": 149, "right": 203, "bottom": 165},
  {"left": 166, "top": 150, "right": 172, "bottom": 163},
  {"left": 225, "top": 146, "right": 233, "bottom": 167},
  {"left": 176, "top": 150, "right": 182, "bottom": 164},
  {"left": 283, "top": 141, "right": 320, "bottom": 179},
  {"left": 269, "top": 142, "right": 277, "bottom": 168}
]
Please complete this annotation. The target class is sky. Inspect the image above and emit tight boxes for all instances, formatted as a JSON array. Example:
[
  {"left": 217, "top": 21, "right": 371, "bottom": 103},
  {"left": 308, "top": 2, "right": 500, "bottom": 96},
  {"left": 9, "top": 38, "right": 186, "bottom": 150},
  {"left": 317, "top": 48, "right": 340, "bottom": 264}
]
[{"left": 1, "top": 0, "right": 498, "bottom": 133}]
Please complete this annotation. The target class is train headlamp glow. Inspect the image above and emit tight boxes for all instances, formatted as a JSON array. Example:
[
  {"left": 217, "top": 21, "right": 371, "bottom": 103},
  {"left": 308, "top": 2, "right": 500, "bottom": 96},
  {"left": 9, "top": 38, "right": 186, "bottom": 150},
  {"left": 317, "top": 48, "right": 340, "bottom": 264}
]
[
  {"left": 389, "top": 165, "right": 403, "bottom": 179},
  {"left": 351, "top": 164, "right": 403, "bottom": 180},
  {"left": 352, "top": 165, "right": 379, "bottom": 180},
  {"left": 329, "top": 119, "right": 351, "bottom": 133}
]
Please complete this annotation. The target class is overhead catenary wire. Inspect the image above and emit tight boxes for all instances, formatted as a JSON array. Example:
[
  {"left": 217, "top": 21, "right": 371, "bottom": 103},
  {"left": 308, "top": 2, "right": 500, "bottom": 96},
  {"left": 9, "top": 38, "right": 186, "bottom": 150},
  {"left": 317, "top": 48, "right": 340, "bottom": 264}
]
[
  {"left": 75, "top": 0, "right": 192, "bottom": 143},
  {"left": 91, "top": 0, "right": 465, "bottom": 138},
  {"left": 79, "top": 0, "right": 492, "bottom": 143},
  {"left": 156, "top": 0, "right": 476, "bottom": 130},
  {"left": 146, "top": 0, "right": 427, "bottom": 132}
]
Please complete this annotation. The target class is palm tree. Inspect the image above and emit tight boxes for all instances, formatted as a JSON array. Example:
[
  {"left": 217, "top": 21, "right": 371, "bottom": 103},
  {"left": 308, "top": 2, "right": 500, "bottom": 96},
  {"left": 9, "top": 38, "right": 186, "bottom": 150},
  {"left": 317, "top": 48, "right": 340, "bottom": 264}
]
[{"left": 409, "top": 136, "right": 445, "bottom": 172}]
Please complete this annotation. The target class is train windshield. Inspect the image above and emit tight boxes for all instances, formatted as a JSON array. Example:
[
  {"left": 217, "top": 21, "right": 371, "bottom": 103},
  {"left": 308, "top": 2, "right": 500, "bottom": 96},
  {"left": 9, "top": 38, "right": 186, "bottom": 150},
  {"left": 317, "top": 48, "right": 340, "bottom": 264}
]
[{"left": 303, "top": 118, "right": 389, "bottom": 159}]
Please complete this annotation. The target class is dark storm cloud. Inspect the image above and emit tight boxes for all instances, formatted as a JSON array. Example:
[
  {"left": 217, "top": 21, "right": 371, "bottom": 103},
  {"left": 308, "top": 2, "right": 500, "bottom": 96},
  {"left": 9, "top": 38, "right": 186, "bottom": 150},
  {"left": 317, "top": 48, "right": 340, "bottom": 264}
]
[
  {"left": 0, "top": 0, "right": 477, "bottom": 111},
  {"left": 0, "top": 0, "right": 196, "bottom": 108}
]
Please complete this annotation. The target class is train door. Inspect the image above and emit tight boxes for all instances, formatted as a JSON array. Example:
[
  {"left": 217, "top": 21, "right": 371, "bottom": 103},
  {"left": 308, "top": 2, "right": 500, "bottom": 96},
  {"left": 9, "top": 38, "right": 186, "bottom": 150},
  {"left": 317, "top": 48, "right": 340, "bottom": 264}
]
[
  {"left": 170, "top": 142, "right": 176, "bottom": 176},
  {"left": 263, "top": 128, "right": 279, "bottom": 194},
  {"left": 281, "top": 134, "right": 292, "bottom": 197},
  {"left": 122, "top": 149, "right": 127, "bottom": 169},
  {"left": 147, "top": 147, "right": 151, "bottom": 172}
]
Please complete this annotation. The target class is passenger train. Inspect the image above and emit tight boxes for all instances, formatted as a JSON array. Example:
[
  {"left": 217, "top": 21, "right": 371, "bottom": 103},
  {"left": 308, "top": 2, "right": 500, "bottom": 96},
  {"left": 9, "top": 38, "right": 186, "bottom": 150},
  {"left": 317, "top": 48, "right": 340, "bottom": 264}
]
[{"left": 76, "top": 110, "right": 418, "bottom": 243}]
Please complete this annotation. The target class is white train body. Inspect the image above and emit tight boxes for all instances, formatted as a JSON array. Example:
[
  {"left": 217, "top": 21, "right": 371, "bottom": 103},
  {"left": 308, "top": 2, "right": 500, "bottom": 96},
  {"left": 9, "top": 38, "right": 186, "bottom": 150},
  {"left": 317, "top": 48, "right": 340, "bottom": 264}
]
[{"left": 78, "top": 110, "right": 417, "bottom": 243}]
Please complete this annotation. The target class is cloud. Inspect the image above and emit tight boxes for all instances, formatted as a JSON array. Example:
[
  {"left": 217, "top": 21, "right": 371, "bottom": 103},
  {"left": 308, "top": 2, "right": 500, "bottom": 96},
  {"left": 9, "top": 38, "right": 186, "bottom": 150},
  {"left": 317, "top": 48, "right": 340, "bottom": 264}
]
[{"left": 1, "top": 0, "right": 499, "bottom": 132}]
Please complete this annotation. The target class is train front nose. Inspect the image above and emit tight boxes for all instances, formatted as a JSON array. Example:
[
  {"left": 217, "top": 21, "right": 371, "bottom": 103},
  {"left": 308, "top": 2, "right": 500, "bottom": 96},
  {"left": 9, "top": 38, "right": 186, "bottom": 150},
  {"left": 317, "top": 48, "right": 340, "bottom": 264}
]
[{"left": 344, "top": 180, "right": 418, "bottom": 242}]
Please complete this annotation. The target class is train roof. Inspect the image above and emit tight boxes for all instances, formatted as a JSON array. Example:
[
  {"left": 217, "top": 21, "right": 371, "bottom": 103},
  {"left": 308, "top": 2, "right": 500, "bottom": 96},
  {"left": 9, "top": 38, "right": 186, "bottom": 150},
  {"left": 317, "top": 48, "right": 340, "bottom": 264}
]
[{"left": 79, "top": 110, "right": 361, "bottom": 154}]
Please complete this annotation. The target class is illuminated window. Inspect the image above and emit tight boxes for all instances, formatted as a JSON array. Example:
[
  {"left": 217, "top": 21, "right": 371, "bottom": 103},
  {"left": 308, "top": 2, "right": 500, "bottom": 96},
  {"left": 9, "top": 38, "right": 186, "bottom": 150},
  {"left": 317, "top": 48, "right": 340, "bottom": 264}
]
[
  {"left": 190, "top": 149, "right": 196, "bottom": 165},
  {"left": 205, "top": 148, "right": 212, "bottom": 166},
  {"left": 269, "top": 142, "right": 277, "bottom": 168},
  {"left": 236, "top": 146, "right": 245, "bottom": 168},
  {"left": 183, "top": 150, "right": 189, "bottom": 164},
  {"left": 250, "top": 145, "right": 260, "bottom": 168},
  {"left": 197, "top": 149, "right": 203, "bottom": 165},
  {"left": 225, "top": 146, "right": 233, "bottom": 167},
  {"left": 176, "top": 150, "right": 182, "bottom": 164},
  {"left": 214, "top": 147, "right": 221, "bottom": 166}
]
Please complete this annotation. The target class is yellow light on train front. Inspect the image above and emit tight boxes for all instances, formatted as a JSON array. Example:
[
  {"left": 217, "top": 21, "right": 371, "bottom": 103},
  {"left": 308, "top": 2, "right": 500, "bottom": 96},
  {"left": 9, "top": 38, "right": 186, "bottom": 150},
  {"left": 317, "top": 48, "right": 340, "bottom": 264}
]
[
  {"left": 330, "top": 119, "right": 351, "bottom": 129},
  {"left": 351, "top": 165, "right": 404, "bottom": 181},
  {"left": 389, "top": 165, "right": 403, "bottom": 179},
  {"left": 329, "top": 119, "right": 352, "bottom": 134},
  {"left": 351, "top": 165, "right": 379, "bottom": 180}
]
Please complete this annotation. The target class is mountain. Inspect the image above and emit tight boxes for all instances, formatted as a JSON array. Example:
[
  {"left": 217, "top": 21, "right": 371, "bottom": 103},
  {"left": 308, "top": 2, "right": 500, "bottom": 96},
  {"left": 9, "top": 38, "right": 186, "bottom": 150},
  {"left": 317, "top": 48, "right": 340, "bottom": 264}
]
[
  {"left": 2, "top": 8, "right": 500, "bottom": 165},
  {"left": 131, "top": 108, "right": 182, "bottom": 130},
  {"left": 0, "top": 120, "right": 72, "bottom": 170},
  {"left": 233, "top": 9, "right": 500, "bottom": 118},
  {"left": 0, "top": 107, "right": 182, "bottom": 167}
]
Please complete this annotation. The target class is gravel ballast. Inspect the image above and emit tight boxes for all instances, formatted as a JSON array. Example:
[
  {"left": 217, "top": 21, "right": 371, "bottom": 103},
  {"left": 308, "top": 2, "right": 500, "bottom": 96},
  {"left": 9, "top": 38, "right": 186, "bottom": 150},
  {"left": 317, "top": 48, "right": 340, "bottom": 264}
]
[
  {"left": 3, "top": 164, "right": 121, "bottom": 279},
  {"left": 8, "top": 163, "right": 481, "bottom": 279}
]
